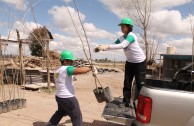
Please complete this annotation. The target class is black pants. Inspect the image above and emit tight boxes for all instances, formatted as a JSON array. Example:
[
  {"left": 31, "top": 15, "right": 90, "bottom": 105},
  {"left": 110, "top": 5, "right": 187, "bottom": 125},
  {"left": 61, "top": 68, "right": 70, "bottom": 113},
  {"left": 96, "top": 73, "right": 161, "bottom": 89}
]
[
  {"left": 123, "top": 60, "right": 146, "bottom": 103},
  {"left": 47, "top": 96, "right": 82, "bottom": 126}
]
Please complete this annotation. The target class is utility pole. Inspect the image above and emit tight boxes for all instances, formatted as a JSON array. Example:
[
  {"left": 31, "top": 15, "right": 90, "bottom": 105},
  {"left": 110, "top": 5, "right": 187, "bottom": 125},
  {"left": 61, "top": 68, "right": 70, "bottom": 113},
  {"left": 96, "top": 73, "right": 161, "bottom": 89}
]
[
  {"left": 114, "top": 58, "right": 115, "bottom": 68},
  {"left": 0, "top": 34, "right": 3, "bottom": 88}
]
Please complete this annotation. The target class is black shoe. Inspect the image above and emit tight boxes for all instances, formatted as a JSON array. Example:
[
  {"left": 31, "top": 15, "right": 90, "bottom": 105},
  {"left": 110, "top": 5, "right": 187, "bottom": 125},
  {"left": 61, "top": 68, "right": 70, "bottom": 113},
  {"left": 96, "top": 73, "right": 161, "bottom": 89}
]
[
  {"left": 46, "top": 122, "right": 56, "bottom": 126},
  {"left": 119, "top": 102, "right": 129, "bottom": 108}
]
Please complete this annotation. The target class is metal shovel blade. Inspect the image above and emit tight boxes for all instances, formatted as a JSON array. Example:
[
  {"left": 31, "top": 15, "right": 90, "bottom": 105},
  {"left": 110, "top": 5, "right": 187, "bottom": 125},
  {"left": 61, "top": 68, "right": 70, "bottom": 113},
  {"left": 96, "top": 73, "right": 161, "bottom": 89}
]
[
  {"left": 103, "top": 87, "right": 114, "bottom": 103},
  {"left": 93, "top": 86, "right": 114, "bottom": 103},
  {"left": 93, "top": 87, "right": 105, "bottom": 103}
]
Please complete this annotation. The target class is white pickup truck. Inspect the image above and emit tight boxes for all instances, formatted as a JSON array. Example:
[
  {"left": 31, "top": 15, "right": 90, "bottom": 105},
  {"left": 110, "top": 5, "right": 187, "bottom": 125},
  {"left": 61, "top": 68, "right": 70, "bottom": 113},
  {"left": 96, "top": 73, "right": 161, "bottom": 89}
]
[{"left": 102, "top": 63, "right": 194, "bottom": 126}]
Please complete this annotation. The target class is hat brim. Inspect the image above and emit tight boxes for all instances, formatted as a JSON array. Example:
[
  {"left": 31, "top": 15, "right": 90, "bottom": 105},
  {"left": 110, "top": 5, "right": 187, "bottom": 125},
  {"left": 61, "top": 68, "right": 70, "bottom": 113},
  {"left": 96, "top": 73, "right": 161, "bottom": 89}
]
[
  {"left": 118, "top": 23, "right": 133, "bottom": 27},
  {"left": 118, "top": 23, "right": 122, "bottom": 26}
]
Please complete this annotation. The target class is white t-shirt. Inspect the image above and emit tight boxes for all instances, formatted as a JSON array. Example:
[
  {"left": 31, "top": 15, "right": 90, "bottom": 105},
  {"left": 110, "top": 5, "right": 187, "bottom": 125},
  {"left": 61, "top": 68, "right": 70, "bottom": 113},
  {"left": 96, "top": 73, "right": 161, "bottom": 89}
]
[
  {"left": 109, "top": 32, "right": 146, "bottom": 63},
  {"left": 54, "top": 65, "right": 75, "bottom": 98}
]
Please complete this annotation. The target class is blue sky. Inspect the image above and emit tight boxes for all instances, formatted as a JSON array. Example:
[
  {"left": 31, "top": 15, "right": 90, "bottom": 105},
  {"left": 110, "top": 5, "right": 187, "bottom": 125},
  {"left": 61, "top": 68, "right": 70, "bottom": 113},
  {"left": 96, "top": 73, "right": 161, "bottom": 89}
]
[{"left": 0, "top": 0, "right": 194, "bottom": 61}]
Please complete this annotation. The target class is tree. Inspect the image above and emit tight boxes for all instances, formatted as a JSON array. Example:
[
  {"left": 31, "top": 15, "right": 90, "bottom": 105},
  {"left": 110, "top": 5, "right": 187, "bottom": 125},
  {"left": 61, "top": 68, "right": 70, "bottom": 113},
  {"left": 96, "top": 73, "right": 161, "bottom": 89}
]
[
  {"left": 120, "top": 0, "right": 155, "bottom": 61},
  {"left": 29, "top": 26, "right": 51, "bottom": 57}
]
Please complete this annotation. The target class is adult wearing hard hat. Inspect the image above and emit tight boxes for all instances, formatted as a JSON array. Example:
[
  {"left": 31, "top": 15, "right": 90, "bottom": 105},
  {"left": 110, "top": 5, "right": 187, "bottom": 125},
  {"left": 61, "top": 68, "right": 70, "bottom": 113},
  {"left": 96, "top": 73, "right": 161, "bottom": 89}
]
[
  {"left": 94, "top": 18, "right": 146, "bottom": 108},
  {"left": 47, "top": 50, "right": 97, "bottom": 126}
]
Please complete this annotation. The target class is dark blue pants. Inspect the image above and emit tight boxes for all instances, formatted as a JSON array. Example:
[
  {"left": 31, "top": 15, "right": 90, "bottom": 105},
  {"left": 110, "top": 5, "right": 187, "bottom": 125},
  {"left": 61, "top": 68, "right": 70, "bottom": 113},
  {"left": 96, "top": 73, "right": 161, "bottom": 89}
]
[
  {"left": 47, "top": 96, "right": 82, "bottom": 126},
  {"left": 123, "top": 60, "right": 146, "bottom": 103}
]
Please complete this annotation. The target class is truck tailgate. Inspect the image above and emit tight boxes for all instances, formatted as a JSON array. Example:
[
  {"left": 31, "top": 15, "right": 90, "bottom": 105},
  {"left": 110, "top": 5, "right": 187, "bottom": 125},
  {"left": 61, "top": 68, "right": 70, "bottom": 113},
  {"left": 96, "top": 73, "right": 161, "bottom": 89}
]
[
  {"left": 135, "top": 86, "right": 194, "bottom": 126},
  {"left": 102, "top": 98, "right": 136, "bottom": 125}
]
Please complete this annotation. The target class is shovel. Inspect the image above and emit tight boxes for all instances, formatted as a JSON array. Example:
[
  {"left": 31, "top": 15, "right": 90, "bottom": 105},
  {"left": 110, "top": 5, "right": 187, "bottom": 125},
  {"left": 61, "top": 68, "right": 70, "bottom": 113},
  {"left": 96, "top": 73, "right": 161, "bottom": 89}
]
[
  {"left": 93, "top": 86, "right": 113, "bottom": 103},
  {"left": 93, "top": 73, "right": 113, "bottom": 103},
  {"left": 103, "top": 86, "right": 113, "bottom": 103},
  {"left": 93, "top": 87, "right": 105, "bottom": 103}
]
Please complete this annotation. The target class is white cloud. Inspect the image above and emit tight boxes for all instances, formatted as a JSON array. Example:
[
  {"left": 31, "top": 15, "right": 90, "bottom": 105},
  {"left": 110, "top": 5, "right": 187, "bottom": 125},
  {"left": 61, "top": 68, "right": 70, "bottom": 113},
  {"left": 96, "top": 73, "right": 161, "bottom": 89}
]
[
  {"left": 155, "top": 37, "right": 193, "bottom": 56},
  {"left": 0, "top": 21, "right": 42, "bottom": 56},
  {"left": 0, "top": 21, "right": 41, "bottom": 40},
  {"left": 166, "top": 37, "right": 193, "bottom": 55},
  {"left": 98, "top": 0, "right": 193, "bottom": 16},
  {"left": 151, "top": 10, "right": 193, "bottom": 36},
  {"left": 11, "top": 21, "right": 42, "bottom": 39},
  {"left": 0, "top": 0, "right": 27, "bottom": 11},
  {"left": 98, "top": 0, "right": 194, "bottom": 37},
  {"left": 153, "top": 0, "right": 193, "bottom": 11},
  {"left": 48, "top": 6, "right": 85, "bottom": 31},
  {"left": 48, "top": 5, "right": 126, "bottom": 60},
  {"left": 83, "top": 23, "right": 117, "bottom": 41},
  {"left": 48, "top": 5, "right": 117, "bottom": 41}
]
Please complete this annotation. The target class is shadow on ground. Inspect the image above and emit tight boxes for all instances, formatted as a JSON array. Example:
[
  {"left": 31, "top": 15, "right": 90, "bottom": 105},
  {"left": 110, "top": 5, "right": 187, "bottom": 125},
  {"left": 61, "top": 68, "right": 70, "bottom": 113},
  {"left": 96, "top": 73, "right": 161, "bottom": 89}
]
[
  {"left": 84, "top": 120, "right": 124, "bottom": 126},
  {"left": 33, "top": 121, "right": 66, "bottom": 126},
  {"left": 33, "top": 120, "right": 123, "bottom": 126}
]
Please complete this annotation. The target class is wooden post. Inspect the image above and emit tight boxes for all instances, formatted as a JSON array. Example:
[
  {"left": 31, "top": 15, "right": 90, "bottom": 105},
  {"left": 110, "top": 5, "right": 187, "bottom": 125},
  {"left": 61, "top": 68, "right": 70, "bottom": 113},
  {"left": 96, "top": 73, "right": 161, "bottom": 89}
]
[
  {"left": 46, "top": 40, "right": 51, "bottom": 91},
  {"left": 113, "top": 58, "right": 115, "bottom": 68},
  {"left": 16, "top": 29, "right": 25, "bottom": 85},
  {"left": 158, "top": 55, "right": 162, "bottom": 79},
  {"left": 43, "top": 26, "right": 53, "bottom": 91},
  {"left": 0, "top": 35, "right": 2, "bottom": 56}
]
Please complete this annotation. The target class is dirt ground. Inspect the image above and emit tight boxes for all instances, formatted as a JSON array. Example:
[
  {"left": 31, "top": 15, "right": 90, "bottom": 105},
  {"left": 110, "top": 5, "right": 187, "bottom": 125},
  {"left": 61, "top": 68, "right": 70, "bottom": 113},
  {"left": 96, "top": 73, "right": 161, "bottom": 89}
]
[{"left": 0, "top": 72, "right": 125, "bottom": 126}]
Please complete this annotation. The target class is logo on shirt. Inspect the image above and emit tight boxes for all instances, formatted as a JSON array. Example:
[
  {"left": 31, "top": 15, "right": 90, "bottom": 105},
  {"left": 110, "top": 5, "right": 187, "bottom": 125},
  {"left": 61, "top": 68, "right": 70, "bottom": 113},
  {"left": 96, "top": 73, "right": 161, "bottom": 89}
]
[{"left": 54, "top": 73, "right": 59, "bottom": 78}]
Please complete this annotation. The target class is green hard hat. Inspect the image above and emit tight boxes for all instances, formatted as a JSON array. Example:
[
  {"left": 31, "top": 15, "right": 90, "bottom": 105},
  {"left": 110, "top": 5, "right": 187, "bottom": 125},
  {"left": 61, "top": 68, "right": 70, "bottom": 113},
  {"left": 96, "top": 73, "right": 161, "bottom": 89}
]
[
  {"left": 118, "top": 18, "right": 134, "bottom": 26},
  {"left": 60, "top": 50, "right": 75, "bottom": 61}
]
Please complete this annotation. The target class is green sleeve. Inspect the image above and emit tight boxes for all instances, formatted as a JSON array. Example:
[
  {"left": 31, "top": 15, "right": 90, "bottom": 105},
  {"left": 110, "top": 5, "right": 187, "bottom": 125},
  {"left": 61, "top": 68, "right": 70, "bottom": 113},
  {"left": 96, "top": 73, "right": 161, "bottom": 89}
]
[
  {"left": 114, "top": 39, "right": 120, "bottom": 44},
  {"left": 125, "top": 35, "right": 135, "bottom": 43},
  {"left": 66, "top": 66, "right": 75, "bottom": 76}
]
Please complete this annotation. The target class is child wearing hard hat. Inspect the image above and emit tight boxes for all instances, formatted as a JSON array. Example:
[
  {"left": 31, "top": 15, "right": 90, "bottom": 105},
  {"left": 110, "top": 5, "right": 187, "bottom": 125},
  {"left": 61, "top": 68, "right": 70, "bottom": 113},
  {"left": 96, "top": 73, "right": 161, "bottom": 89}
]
[
  {"left": 46, "top": 50, "right": 97, "bottom": 126},
  {"left": 94, "top": 18, "right": 146, "bottom": 108}
]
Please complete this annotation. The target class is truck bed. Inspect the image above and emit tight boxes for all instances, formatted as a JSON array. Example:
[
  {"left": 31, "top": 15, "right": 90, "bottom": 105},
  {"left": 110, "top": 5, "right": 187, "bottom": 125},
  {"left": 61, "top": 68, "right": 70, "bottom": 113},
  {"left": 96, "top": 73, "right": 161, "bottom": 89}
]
[{"left": 102, "top": 97, "right": 136, "bottom": 125}]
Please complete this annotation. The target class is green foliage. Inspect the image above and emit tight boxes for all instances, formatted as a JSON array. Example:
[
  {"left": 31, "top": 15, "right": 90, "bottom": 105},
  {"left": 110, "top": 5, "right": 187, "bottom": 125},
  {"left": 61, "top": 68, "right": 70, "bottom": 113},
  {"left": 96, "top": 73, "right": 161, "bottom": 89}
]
[{"left": 29, "top": 27, "right": 50, "bottom": 57}]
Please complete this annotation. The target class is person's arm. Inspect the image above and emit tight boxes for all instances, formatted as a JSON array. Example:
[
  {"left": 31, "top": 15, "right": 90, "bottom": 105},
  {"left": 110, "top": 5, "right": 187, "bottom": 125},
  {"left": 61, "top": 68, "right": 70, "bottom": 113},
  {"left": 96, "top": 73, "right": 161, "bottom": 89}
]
[
  {"left": 66, "top": 66, "right": 92, "bottom": 76},
  {"left": 73, "top": 67, "right": 92, "bottom": 75},
  {"left": 94, "top": 35, "right": 135, "bottom": 52},
  {"left": 109, "top": 35, "right": 135, "bottom": 50}
]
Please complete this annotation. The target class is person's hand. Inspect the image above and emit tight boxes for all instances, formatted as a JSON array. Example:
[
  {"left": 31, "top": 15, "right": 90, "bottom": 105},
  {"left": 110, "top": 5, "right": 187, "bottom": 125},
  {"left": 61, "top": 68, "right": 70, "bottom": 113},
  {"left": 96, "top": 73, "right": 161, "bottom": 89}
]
[
  {"left": 91, "top": 65, "right": 98, "bottom": 76},
  {"left": 93, "top": 45, "right": 109, "bottom": 52}
]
